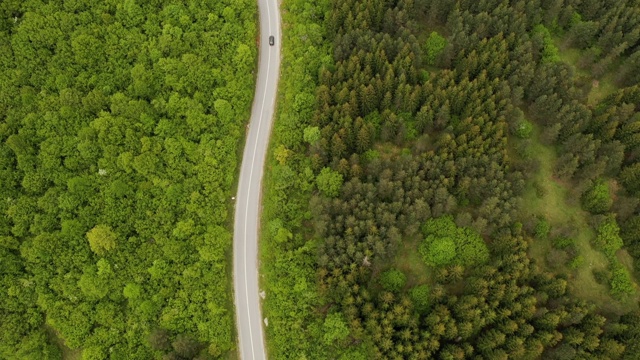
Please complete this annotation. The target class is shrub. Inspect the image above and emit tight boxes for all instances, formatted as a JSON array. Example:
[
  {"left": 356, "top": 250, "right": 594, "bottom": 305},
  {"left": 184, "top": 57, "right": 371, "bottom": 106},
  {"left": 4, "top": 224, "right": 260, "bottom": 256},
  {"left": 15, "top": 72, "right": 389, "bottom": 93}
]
[
  {"left": 568, "top": 255, "right": 584, "bottom": 269},
  {"left": 581, "top": 179, "right": 612, "bottom": 214},
  {"left": 514, "top": 120, "right": 534, "bottom": 139},
  {"left": 424, "top": 32, "right": 447, "bottom": 66},
  {"left": 419, "top": 216, "right": 489, "bottom": 267},
  {"left": 553, "top": 236, "right": 575, "bottom": 249},
  {"left": 421, "top": 238, "right": 457, "bottom": 266},
  {"left": 322, "top": 313, "right": 350, "bottom": 345},
  {"left": 409, "top": 285, "right": 431, "bottom": 314},
  {"left": 316, "top": 167, "right": 343, "bottom": 198},
  {"left": 535, "top": 218, "right": 551, "bottom": 240},
  {"left": 593, "top": 217, "right": 623, "bottom": 257},
  {"left": 610, "top": 263, "right": 635, "bottom": 299},
  {"left": 379, "top": 269, "right": 407, "bottom": 293}
]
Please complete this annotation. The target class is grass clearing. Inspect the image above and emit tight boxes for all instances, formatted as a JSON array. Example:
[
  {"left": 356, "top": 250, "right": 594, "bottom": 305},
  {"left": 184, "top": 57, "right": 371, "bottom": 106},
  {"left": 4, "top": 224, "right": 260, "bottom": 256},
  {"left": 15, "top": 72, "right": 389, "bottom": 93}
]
[
  {"left": 393, "top": 234, "right": 432, "bottom": 288},
  {"left": 518, "top": 125, "right": 638, "bottom": 314}
]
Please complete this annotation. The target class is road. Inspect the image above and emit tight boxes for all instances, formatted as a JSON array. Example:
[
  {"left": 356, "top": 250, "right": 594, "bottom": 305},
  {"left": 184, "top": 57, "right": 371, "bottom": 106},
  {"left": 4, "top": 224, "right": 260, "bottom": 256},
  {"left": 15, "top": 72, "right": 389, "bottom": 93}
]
[{"left": 232, "top": 0, "right": 280, "bottom": 358}]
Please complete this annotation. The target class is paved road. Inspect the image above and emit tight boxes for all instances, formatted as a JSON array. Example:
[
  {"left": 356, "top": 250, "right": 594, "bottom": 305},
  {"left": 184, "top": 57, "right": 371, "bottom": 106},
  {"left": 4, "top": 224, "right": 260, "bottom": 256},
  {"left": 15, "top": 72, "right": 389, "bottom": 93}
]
[{"left": 233, "top": 0, "right": 280, "bottom": 359}]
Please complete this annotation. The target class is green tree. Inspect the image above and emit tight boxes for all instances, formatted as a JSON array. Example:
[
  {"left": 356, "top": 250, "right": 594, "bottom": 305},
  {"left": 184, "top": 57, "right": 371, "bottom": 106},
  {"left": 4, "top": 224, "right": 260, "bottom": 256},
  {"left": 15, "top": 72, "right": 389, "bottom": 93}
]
[
  {"left": 379, "top": 269, "right": 407, "bottom": 292},
  {"left": 316, "top": 167, "right": 343, "bottom": 198},
  {"left": 581, "top": 179, "right": 612, "bottom": 214},
  {"left": 323, "top": 312, "right": 349, "bottom": 345},
  {"left": 86, "top": 225, "right": 117, "bottom": 256},
  {"left": 424, "top": 32, "right": 447, "bottom": 66}
]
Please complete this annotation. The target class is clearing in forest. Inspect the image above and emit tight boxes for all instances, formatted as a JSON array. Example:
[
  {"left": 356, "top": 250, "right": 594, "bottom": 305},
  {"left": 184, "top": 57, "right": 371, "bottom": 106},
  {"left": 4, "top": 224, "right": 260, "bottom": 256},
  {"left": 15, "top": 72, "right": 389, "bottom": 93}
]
[{"left": 520, "top": 126, "right": 639, "bottom": 314}]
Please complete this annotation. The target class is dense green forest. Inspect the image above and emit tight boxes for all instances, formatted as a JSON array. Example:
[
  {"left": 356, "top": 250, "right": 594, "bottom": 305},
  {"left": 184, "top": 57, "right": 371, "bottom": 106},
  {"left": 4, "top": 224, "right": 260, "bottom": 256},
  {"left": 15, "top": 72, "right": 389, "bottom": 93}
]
[
  {"left": 0, "top": 0, "right": 256, "bottom": 359},
  {"left": 263, "top": 0, "right": 640, "bottom": 359}
]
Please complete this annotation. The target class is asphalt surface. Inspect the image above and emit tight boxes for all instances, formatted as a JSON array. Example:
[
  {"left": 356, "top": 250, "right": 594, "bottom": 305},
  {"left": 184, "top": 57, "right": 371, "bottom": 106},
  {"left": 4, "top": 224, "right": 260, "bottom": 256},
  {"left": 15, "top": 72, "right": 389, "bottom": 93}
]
[{"left": 232, "top": 0, "right": 280, "bottom": 359}]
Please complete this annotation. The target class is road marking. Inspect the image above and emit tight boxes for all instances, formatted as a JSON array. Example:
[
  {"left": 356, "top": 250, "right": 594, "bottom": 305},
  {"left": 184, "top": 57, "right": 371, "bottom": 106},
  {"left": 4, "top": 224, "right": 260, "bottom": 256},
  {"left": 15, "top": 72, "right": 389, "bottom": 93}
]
[{"left": 243, "top": 1, "right": 272, "bottom": 359}]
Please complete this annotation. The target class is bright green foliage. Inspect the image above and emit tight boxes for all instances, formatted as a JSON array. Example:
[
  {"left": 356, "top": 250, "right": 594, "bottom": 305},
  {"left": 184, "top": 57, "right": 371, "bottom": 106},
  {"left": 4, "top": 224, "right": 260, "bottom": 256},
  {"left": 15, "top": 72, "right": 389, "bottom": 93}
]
[
  {"left": 422, "top": 238, "right": 457, "bottom": 266},
  {"left": 304, "top": 126, "right": 321, "bottom": 144},
  {"left": 533, "top": 25, "right": 560, "bottom": 63},
  {"left": 0, "top": 0, "right": 257, "bottom": 357},
  {"left": 514, "top": 120, "right": 534, "bottom": 139},
  {"left": 379, "top": 269, "right": 407, "bottom": 292},
  {"left": 409, "top": 285, "right": 431, "bottom": 313},
  {"left": 323, "top": 313, "right": 350, "bottom": 345},
  {"left": 593, "top": 217, "right": 624, "bottom": 257},
  {"left": 419, "top": 216, "right": 489, "bottom": 267},
  {"left": 610, "top": 263, "right": 634, "bottom": 299},
  {"left": 86, "top": 225, "right": 117, "bottom": 256},
  {"left": 424, "top": 32, "right": 447, "bottom": 66},
  {"left": 535, "top": 218, "right": 551, "bottom": 240},
  {"left": 568, "top": 255, "right": 584, "bottom": 269},
  {"left": 581, "top": 180, "right": 612, "bottom": 214},
  {"left": 316, "top": 167, "right": 343, "bottom": 197}
]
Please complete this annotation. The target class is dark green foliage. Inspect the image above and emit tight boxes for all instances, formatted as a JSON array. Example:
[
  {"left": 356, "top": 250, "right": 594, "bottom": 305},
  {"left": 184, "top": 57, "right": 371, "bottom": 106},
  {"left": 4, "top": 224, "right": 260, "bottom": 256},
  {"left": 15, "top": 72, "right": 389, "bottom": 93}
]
[
  {"left": 261, "top": 0, "right": 640, "bottom": 358},
  {"left": 379, "top": 269, "right": 407, "bottom": 293},
  {"left": 581, "top": 179, "right": 612, "bottom": 213}
]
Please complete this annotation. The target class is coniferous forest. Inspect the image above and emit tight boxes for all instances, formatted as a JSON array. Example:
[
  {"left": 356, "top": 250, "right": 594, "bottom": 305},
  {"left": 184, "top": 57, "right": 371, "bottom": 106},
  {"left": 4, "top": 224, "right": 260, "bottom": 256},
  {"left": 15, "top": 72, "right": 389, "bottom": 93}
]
[
  {"left": 262, "top": 0, "right": 640, "bottom": 359},
  {"left": 0, "top": 1, "right": 256, "bottom": 359}
]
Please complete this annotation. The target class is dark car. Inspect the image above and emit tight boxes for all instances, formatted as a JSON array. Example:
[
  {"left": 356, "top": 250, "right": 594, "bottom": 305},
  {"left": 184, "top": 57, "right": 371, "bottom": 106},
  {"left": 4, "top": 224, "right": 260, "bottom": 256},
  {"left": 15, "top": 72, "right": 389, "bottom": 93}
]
[{"left": 269, "top": 35, "right": 275, "bottom": 46}]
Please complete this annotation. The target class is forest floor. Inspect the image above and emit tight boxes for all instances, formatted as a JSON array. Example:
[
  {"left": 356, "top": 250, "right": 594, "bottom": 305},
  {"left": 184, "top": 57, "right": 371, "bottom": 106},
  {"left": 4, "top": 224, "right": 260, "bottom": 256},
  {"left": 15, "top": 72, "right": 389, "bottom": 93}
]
[
  {"left": 522, "top": 126, "right": 639, "bottom": 314},
  {"left": 394, "top": 234, "right": 432, "bottom": 288},
  {"left": 553, "top": 36, "right": 618, "bottom": 105},
  {"left": 44, "top": 324, "right": 80, "bottom": 360}
]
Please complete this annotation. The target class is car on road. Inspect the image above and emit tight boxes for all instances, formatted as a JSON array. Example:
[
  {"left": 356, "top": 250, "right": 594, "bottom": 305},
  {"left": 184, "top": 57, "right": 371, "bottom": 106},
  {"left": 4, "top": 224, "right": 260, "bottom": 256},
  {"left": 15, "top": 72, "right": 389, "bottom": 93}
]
[{"left": 269, "top": 35, "right": 274, "bottom": 46}]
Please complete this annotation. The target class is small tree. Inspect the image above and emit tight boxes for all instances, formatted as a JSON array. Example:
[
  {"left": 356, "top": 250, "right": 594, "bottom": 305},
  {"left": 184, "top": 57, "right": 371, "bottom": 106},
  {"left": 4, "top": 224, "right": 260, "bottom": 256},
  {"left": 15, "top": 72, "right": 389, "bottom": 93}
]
[
  {"left": 409, "top": 285, "right": 431, "bottom": 313},
  {"left": 424, "top": 32, "right": 447, "bottom": 66},
  {"left": 323, "top": 312, "right": 349, "bottom": 345},
  {"left": 316, "top": 167, "right": 343, "bottom": 198},
  {"left": 303, "top": 126, "right": 321, "bottom": 144},
  {"left": 86, "top": 225, "right": 117, "bottom": 256},
  {"left": 380, "top": 269, "right": 407, "bottom": 292},
  {"left": 581, "top": 179, "right": 612, "bottom": 213}
]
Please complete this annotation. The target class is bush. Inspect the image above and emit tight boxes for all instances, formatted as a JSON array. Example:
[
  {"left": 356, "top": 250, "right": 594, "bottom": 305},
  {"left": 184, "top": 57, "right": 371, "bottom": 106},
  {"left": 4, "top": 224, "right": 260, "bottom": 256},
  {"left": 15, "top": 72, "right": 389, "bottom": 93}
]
[
  {"left": 379, "top": 269, "right": 407, "bottom": 293},
  {"left": 421, "top": 238, "right": 457, "bottom": 266},
  {"left": 322, "top": 313, "right": 350, "bottom": 345},
  {"left": 593, "top": 217, "right": 624, "bottom": 257},
  {"left": 316, "top": 167, "right": 343, "bottom": 198},
  {"left": 610, "top": 263, "right": 635, "bottom": 298},
  {"left": 568, "top": 255, "right": 584, "bottom": 269},
  {"left": 424, "top": 32, "right": 447, "bottom": 66},
  {"left": 581, "top": 179, "right": 612, "bottom": 214},
  {"left": 535, "top": 218, "right": 551, "bottom": 240},
  {"left": 409, "top": 285, "right": 431, "bottom": 314},
  {"left": 553, "top": 236, "right": 575, "bottom": 249},
  {"left": 514, "top": 120, "right": 534, "bottom": 139},
  {"left": 419, "top": 216, "right": 489, "bottom": 267}
]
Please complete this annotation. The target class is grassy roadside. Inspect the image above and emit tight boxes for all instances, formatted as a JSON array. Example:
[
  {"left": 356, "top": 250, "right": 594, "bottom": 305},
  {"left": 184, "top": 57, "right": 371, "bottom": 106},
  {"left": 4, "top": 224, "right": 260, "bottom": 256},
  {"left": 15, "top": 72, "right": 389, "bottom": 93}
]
[{"left": 258, "top": 0, "right": 333, "bottom": 359}]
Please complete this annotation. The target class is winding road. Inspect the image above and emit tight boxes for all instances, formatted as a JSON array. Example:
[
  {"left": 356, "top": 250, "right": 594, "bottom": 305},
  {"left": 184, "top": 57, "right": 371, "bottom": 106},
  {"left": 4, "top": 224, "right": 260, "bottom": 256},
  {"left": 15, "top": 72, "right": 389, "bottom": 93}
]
[{"left": 233, "top": 0, "right": 280, "bottom": 359}]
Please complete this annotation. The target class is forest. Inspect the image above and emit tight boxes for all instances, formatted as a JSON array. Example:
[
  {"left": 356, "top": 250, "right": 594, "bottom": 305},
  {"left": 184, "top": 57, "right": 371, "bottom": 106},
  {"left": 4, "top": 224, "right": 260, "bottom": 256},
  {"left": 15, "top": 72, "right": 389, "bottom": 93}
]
[
  {"left": 0, "top": 0, "right": 257, "bottom": 359},
  {"left": 262, "top": 0, "right": 640, "bottom": 359}
]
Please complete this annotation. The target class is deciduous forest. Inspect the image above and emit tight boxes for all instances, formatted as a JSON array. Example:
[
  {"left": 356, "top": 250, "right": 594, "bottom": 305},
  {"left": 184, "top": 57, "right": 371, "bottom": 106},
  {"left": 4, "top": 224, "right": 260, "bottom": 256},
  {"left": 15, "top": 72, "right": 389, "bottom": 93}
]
[
  {"left": 0, "top": 0, "right": 256, "bottom": 359},
  {"left": 263, "top": 0, "right": 640, "bottom": 359}
]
